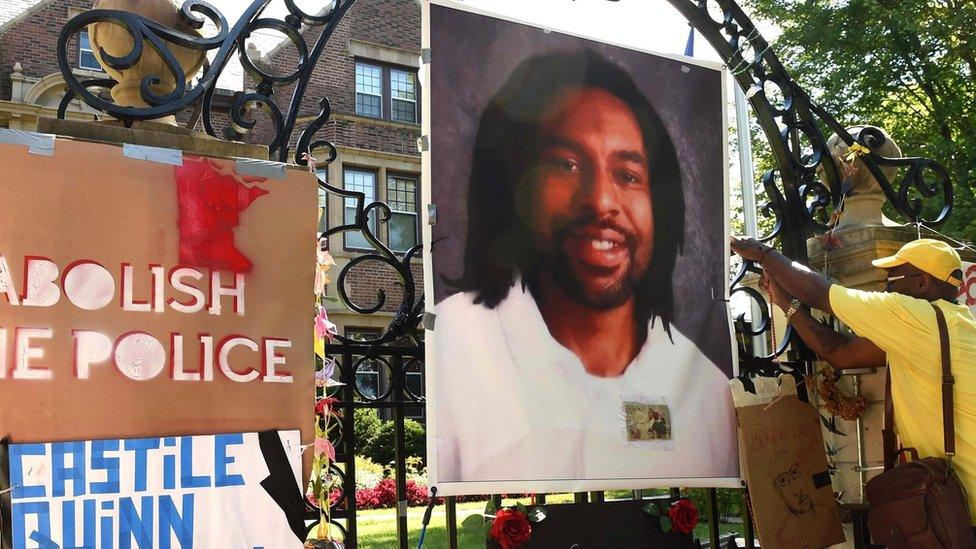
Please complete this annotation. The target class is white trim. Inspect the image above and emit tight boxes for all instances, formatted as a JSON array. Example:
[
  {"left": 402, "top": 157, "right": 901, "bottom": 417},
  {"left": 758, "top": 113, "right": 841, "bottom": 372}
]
[
  {"left": 427, "top": 0, "right": 725, "bottom": 73},
  {"left": 0, "top": 0, "right": 58, "bottom": 36},
  {"left": 348, "top": 39, "right": 421, "bottom": 68},
  {"left": 77, "top": 30, "right": 102, "bottom": 71}
]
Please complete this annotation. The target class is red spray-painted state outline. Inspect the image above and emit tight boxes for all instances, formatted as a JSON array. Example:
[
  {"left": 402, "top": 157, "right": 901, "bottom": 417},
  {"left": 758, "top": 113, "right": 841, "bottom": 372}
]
[{"left": 175, "top": 156, "right": 269, "bottom": 273}]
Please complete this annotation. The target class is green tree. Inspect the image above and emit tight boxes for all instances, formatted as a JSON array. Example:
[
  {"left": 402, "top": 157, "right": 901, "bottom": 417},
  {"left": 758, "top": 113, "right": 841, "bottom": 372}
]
[
  {"left": 354, "top": 407, "right": 383, "bottom": 453},
  {"left": 362, "top": 418, "right": 426, "bottom": 467},
  {"left": 742, "top": 0, "right": 976, "bottom": 238}
]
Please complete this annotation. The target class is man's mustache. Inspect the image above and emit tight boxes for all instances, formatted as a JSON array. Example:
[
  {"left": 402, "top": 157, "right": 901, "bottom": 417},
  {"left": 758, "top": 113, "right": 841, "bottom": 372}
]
[{"left": 553, "top": 217, "right": 636, "bottom": 248}]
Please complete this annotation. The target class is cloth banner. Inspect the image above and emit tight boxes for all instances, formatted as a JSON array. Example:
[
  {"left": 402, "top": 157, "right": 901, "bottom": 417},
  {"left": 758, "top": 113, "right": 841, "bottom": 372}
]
[{"left": 2, "top": 431, "right": 304, "bottom": 549}]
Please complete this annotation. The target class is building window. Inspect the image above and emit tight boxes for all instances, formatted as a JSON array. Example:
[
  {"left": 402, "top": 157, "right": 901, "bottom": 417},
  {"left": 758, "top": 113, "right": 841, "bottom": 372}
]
[
  {"left": 346, "top": 328, "right": 381, "bottom": 400},
  {"left": 387, "top": 174, "right": 418, "bottom": 252},
  {"left": 316, "top": 168, "right": 328, "bottom": 235},
  {"left": 78, "top": 31, "right": 101, "bottom": 71},
  {"left": 343, "top": 169, "right": 377, "bottom": 250},
  {"left": 405, "top": 368, "right": 424, "bottom": 420},
  {"left": 355, "top": 61, "right": 419, "bottom": 123},
  {"left": 355, "top": 62, "right": 383, "bottom": 118},
  {"left": 390, "top": 69, "right": 417, "bottom": 123}
]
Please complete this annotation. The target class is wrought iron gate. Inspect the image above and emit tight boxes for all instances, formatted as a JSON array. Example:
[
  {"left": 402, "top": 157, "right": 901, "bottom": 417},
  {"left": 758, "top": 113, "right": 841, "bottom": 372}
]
[{"left": 56, "top": 0, "right": 955, "bottom": 546}]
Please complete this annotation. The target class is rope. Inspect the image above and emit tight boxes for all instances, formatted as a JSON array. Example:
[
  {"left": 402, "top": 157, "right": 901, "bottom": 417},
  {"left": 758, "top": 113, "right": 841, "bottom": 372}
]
[{"left": 917, "top": 222, "right": 976, "bottom": 254}]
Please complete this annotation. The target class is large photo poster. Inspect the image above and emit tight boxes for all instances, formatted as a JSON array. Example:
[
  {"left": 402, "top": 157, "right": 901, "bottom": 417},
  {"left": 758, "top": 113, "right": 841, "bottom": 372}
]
[{"left": 423, "top": 1, "right": 739, "bottom": 494}]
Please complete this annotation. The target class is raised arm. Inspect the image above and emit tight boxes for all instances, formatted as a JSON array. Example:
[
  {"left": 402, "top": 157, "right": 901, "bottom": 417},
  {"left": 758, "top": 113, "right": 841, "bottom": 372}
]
[
  {"left": 731, "top": 236, "right": 833, "bottom": 313},
  {"left": 763, "top": 274, "right": 886, "bottom": 370}
]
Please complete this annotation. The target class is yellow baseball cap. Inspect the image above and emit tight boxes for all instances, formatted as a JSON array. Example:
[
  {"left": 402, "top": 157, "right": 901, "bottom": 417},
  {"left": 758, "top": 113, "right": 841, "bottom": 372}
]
[{"left": 871, "top": 238, "right": 963, "bottom": 286}]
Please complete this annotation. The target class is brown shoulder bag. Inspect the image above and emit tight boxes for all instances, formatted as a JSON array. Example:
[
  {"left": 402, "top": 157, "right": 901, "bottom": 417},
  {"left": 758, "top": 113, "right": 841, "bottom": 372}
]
[{"left": 865, "top": 304, "right": 976, "bottom": 548}]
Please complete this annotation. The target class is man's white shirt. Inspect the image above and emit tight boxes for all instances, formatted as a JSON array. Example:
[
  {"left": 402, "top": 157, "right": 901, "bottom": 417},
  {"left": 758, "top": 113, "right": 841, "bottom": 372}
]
[{"left": 431, "top": 277, "right": 738, "bottom": 490}]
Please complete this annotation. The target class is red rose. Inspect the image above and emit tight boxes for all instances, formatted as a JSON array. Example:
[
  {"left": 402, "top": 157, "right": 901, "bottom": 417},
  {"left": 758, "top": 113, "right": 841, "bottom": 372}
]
[
  {"left": 668, "top": 498, "right": 699, "bottom": 534},
  {"left": 490, "top": 508, "right": 532, "bottom": 549},
  {"left": 315, "top": 397, "right": 339, "bottom": 416}
]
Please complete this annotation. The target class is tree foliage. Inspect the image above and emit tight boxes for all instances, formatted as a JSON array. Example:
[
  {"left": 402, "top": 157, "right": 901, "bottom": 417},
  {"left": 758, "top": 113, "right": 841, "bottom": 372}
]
[
  {"left": 742, "top": 0, "right": 976, "bottom": 238},
  {"left": 354, "top": 407, "right": 383, "bottom": 454},
  {"left": 360, "top": 416, "right": 427, "bottom": 467}
]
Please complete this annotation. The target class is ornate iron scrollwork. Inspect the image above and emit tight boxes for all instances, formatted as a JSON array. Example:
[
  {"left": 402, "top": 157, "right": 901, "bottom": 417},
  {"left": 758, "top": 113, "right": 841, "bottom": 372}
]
[
  {"left": 56, "top": 0, "right": 424, "bottom": 344},
  {"left": 663, "top": 0, "right": 955, "bottom": 371},
  {"left": 57, "top": 0, "right": 358, "bottom": 165}
]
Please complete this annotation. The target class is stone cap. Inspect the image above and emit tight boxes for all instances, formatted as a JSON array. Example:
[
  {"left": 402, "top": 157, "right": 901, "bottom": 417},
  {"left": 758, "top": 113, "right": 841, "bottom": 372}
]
[
  {"left": 36, "top": 117, "right": 269, "bottom": 161},
  {"left": 807, "top": 224, "right": 976, "bottom": 291}
]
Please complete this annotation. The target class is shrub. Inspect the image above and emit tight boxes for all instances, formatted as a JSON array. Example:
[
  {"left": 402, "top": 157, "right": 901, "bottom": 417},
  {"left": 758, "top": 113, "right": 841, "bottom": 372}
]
[
  {"left": 405, "top": 480, "right": 431, "bottom": 506},
  {"left": 355, "top": 456, "right": 385, "bottom": 490},
  {"left": 404, "top": 455, "right": 426, "bottom": 484},
  {"left": 330, "top": 482, "right": 485, "bottom": 510},
  {"left": 354, "top": 408, "right": 383, "bottom": 454},
  {"left": 363, "top": 418, "right": 426, "bottom": 467}
]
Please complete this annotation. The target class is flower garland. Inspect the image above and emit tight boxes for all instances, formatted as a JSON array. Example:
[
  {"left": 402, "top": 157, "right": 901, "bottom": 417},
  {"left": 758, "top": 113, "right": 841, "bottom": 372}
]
[
  {"left": 306, "top": 235, "right": 344, "bottom": 547},
  {"left": 807, "top": 367, "right": 866, "bottom": 421}
]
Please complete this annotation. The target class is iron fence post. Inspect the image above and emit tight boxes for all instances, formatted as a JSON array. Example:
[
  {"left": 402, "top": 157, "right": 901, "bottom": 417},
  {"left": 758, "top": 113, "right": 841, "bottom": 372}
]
[
  {"left": 392, "top": 353, "right": 409, "bottom": 549},
  {"left": 446, "top": 495, "right": 458, "bottom": 549},
  {"left": 706, "top": 488, "right": 720, "bottom": 547}
]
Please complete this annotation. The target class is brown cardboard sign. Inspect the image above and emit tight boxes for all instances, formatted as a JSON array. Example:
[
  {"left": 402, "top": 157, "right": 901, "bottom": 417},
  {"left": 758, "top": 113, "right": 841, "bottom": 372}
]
[
  {"left": 0, "top": 139, "right": 316, "bottom": 445},
  {"left": 731, "top": 376, "right": 845, "bottom": 549}
]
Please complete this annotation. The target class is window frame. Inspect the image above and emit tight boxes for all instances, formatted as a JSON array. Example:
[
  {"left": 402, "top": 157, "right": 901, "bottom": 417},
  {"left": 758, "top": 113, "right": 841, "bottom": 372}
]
[
  {"left": 354, "top": 61, "right": 384, "bottom": 119},
  {"left": 385, "top": 172, "right": 420, "bottom": 253},
  {"left": 353, "top": 60, "right": 420, "bottom": 124},
  {"left": 404, "top": 368, "right": 425, "bottom": 420},
  {"left": 388, "top": 68, "right": 418, "bottom": 124},
  {"left": 345, "top": 327, "right": 383, "bottom": 401},
  {"left": 78, "top": 30, "right": 101, "bottom": 71},
  {"left": 316, "top": 168, "right": 329, "bottom": 237},
  {"left": 342, "top": 167, "right": 379, "bottom": 252}
]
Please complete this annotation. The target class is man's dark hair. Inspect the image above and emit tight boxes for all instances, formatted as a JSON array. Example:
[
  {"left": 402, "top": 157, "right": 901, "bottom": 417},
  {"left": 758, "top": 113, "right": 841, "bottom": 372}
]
[{"left": 450, "top": 49, "right": 685, "bottom": 336}]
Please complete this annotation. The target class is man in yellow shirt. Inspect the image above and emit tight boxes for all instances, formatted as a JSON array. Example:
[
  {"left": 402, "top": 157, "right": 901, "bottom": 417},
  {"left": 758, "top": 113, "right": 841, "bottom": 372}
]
[{"left": 730, "top": 237, "right": 976, "bottom": 523}]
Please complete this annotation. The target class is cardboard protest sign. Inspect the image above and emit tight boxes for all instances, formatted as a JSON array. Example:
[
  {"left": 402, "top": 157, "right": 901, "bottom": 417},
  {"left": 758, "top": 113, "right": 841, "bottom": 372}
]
[
  {"left": 3, "top": 431, "right": 304, "bottom": 548},
  {"left": 731, "top": 375, "right": 845, "bottom": 549},
  {"left": 0, "top": 138, "right": 316, "bottom": 444}
]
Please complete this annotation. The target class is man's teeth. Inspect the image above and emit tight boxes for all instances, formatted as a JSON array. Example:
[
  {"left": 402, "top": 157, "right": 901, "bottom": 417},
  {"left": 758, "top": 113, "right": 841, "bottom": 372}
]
[{"left": 591, "top": 239, "right": 617, "bottom": 251}]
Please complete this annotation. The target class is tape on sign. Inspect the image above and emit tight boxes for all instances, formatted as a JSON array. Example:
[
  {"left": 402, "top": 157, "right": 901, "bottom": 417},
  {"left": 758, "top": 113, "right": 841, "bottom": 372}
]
[
  {"left": 235, "top": 158, "right": 287, "bottom": 180},
  {"left": 0, "top": 129, "right": 55, "bottom": 156},
  {"left": 122, "top": 143, "right": 183, "bottom": 166}
]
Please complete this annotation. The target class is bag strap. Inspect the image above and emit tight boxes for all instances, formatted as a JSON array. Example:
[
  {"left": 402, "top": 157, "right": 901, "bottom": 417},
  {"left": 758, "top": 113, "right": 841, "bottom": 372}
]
[
  {"left": 933, "top": 304, "right": 955, "bottom": 457},
  {"left": 883, "top": 371, "right": 896, "bottom": 470},
  {"left": 882, "top": 303, "right": 953, "bottom": 469}
]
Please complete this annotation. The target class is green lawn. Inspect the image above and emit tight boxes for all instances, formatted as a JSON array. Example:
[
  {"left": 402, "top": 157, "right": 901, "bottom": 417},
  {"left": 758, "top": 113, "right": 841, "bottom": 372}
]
[{"left": 346, "top": 495, "right": 746, "bottom": 548}]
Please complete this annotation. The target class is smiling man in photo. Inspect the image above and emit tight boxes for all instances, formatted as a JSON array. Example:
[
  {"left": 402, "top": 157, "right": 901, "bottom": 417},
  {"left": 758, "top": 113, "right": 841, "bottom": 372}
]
[{"left": 432, "top": 48, "right": 736, "bottom": 485}]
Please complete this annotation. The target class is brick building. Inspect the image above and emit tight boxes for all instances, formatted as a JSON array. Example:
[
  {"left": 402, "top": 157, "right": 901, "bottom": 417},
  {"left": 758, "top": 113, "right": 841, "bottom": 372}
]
[{"left": 0, "top": 0, "right": 425, "bottom": 418}]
